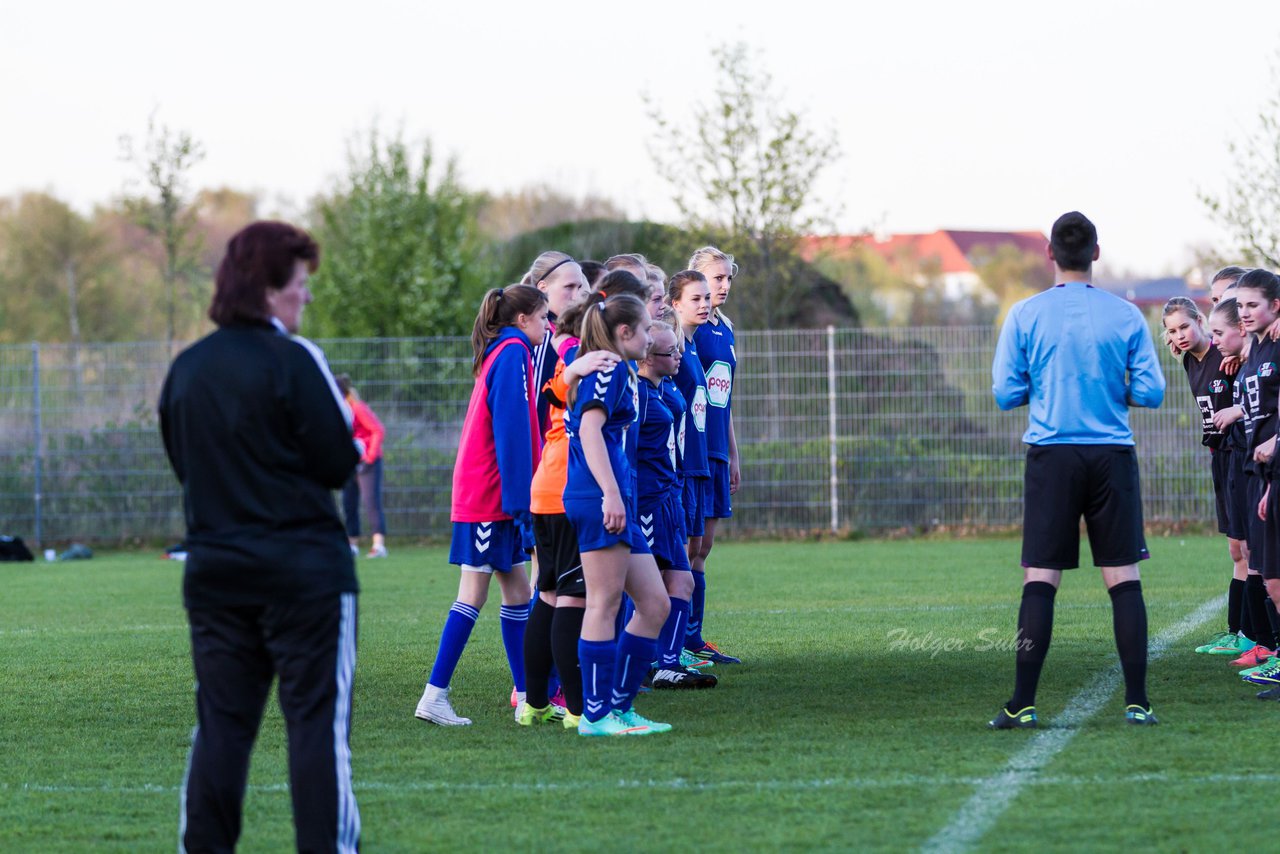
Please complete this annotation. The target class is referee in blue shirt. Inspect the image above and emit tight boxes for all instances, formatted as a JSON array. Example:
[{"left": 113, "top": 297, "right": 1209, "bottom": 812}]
[{"left": 989, "top": 211, "right": 1166, "bottom": 729}]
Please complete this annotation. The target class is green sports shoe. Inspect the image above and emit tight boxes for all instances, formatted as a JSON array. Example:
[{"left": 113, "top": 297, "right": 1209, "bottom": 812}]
[
  {"left": 1240, "top": 661, "right": 1270, "bottom": 679},
  {"left": 988, "top": 705, "right": 1037, "bottom": 729},
  {"left": 680, "top": 649, "right": 714, "bottom": 670},
  {"left": 562, "top": 711, "right": 581, "bottom": 730},
  {"left": 615, "top": 707, "right": 672, "bottom": 734},
  {"left": 1125, "top": 704, "right": 1159, "bottom": 725},
  {"left": 1195, "top": 630, "right": 1235, "bottom": 654},
  {"left": 1242, "top": 656, "right": 1280, "bottom": 686},
  {"left": 517, "top": 702, "right": 566, "bottom": 726},
  {"left": 577, "top": 711, "right": 654, "bottom": 737}
]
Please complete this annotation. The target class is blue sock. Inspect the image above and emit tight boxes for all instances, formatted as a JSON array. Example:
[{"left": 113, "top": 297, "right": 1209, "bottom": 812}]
[
  {"left": 612, "top": 631, "right": 658, "bottom": 713},
  {"left": 686, "top": 571, "right": 706, "bottom": 649},
  {"left": 659, "top": 598, "right": 691, "bottom": 668},
  {"left": 578, "top": 638, "right": 617, "bottom": 722},
  {"left": 499, "top": 604, "right": 529, "bottom": 693},
  {"left": 428, "top": 601, "right": 479, "bottom": 688}
]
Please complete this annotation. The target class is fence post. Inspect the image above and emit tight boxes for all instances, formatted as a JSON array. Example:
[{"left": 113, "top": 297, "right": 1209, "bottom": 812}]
[
  {"left": 827, "top": 325, "right": 838, "bottom": 534},
  {"left": 32, "top": 342, "right": 43, "bottom": 549}
]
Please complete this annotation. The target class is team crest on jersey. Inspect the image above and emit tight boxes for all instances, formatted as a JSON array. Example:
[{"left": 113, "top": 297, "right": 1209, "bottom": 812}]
[
  {"left": 1262, "top": 363, "right": 1277, "bottom": 378},
  {"left": 691, "top": 387, "right": 708, "bottom": 433},
  {"left": 705, "top": 361, "right": 733, "bottom": 408},
  {"left": 1211, "top": 379, "right": 1227, "bottom": 394}
]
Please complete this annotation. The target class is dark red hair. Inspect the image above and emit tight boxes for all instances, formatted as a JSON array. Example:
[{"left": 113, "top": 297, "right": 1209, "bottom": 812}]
[{"left": 208, "top": 221, "right": 319, "bottom": 327}]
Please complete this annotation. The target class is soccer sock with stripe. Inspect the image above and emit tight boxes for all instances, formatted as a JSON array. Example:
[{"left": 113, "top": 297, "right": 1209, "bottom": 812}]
[
  {"left": 550, "top": 606, "right": 585, "bottom": 716},
  {"left": 685, "top": 570, "right": 707, "bottom": 649},
  {"left": 659, "top": 597, "right": 690, "bottom": 668},
  {"left": 578, "top": 637, "right": 616, "bottom": 723},
  {"left": 1108, "top": 580, "right": 1149, "bottom": 709},
  {"left": 1246, "top": 574, "right": 1272, "bottom": 648},
  {"left": 611, "top": 630, "right": 658, "bottom": 714},
  {"left": 499, "top": 604, "right": 529, "bottom": 694},
  {"left": 1228, "top": 577, "right": 1245, "bottom": 636},
  {"left": 1008, "top": 581, "right": 1055, "bottom": 711},
  {"left": 428, "top": 601, "right": 479, "bottom": 689},
  {"left": 522, "top": 597, "right": 555, "bottom": 708}
]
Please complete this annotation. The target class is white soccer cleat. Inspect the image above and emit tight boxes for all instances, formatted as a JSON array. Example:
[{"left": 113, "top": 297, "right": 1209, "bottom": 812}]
[{"left": 414, "top": 684, "right": 472, "bottom": 726}]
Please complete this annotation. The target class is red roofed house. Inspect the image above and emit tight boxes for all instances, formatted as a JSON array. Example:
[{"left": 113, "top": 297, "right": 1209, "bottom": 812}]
[{"left": 801, "top": 229, "right": 1052, "bottom": 302}]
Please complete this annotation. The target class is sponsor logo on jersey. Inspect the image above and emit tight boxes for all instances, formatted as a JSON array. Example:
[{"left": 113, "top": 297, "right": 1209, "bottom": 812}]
[
  {"left": 1211, "top": 379, "right": 1227, "bottom": 394},
  {"left": 705, "top": 361, "right": 733, "bottom": 408},
  {"left": 691, "top": 387, "right": 708, "bottom": 433},
  {"left": 1262, "top": 362, "right": 1276, "bottom": 378}
]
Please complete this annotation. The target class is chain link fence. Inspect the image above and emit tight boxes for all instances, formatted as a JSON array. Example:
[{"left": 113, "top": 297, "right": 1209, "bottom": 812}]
[{"left": 0, "top": 327, "right": 1211, "bottom": 547}]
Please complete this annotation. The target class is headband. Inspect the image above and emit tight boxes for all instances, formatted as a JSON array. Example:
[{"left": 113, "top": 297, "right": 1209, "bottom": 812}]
[{"left": 537, "top": 257, "right": 577, "bottom": 284}]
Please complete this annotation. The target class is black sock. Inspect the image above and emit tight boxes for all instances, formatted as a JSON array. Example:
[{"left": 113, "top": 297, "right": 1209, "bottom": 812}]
[
  {"left": 1109, "top": 580, "right": 1149, "bottom": 709},
  {"left": 1228, "top": 578, "right": 1245, "bottom": 635},
  {"left": 550, "top": 606, "right": 585, "bottom": 717},
  {"left": 1242, "top": 577, "right": 1257, "bottom": 642},
  {"left": 1246, "top": 575, "right": 1272, "bottom": 649},
  {"left": 523, "top": 597, "right": 555, "bottom": 708},
  {"left": 1266, "top": 597, "right": 1280, "bottom": 650},
  {"left": 1008, "top": 581, "right": 1057, "bottom": 711}
]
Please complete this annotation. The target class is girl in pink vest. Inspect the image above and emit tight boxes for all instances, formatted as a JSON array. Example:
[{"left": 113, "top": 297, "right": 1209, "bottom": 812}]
[{"left": 415, "top": 285, "right": 549, "bottom": 726}]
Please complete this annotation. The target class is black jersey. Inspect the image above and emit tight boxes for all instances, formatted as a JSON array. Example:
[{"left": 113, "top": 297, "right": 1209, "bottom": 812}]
[
  {"left": 1181, "top": 346, "right": 1231, "bottom": 449},
  {"left": 1235, "top": 335, "right": 1280, "bottom": 471}
]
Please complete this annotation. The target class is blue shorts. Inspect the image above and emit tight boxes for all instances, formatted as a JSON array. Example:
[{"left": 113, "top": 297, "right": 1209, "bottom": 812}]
[
  {"left": 639, "top": 492, "right": 690, "bottom": 572},
  {"left": 683, "top": 476, "right": 709, "bottom": 538},
  {"left": 564, "top": 497, "right": 651, "bottom": 555},
  {"left": 708, "top": 458, "right": 734, "bottom": 519},
  {"left": 448, "top": 521, "right": 526, "bottom": 573}
]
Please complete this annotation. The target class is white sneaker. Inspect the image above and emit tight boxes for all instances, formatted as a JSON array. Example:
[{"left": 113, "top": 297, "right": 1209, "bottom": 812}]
[
  {"left": 367, "top": 545, "right": 388, "bottom": 558},
  {"left": 512, "top": 691, "right": 526, "bottom": 722},
  {"left": 414, "top": 685, "right": 472, "bottom": 726}
]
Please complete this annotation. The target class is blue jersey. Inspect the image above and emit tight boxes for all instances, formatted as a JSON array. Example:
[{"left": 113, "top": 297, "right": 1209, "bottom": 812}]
[
  {"left": 564, "top": 360, "right": 638, "bottom": 501},
  {"left": 636, "top": 376, "right": 679, "bottom": 506},
  {"left": 695, "top": 317, "right": 736, "bottom": 461},
  {"left": 662, "top": 378, "right": 686, "bottom": 473},
  {"left": 673, "top": 335, "right": 710, "bottom": 478}
]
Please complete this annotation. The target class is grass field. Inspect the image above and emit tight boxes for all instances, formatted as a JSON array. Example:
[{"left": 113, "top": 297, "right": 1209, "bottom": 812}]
[{"left": 0, "top": 536, "right": 1270, "bottom": 852}]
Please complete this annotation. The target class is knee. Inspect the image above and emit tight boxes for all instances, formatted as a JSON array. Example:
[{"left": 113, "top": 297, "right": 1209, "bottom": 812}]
[
  {"left": 1230, "top": 540, "right": 1246, "bottom": 563},
  {"left": 665, "top": 572, "right": 694, "bottom": 600}
]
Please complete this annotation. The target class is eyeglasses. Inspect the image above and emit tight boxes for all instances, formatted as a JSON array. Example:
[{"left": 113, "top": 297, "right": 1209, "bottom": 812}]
[{"left": 650, "top": 348, "right": 680, "bottom": 358}]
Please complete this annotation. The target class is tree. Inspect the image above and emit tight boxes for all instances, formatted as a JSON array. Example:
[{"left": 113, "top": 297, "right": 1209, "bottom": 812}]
[
  {"left": 476, "top": 185, "right": 625, "bottom": 242},
  {"left": 645, "top": 42, "right": 841, "bottom": 329},
  {"left": 306, "top": 128, "right": 494, "bottom": 338},
  {"left": 972, "top": 244, "right": 1053, "bottom": 325},
  {"left": 1201, "top": 54, "right": 1280, "bottom": 267},
  {"left": 119, "top": 114, "right": 207, "bottom": 349}
]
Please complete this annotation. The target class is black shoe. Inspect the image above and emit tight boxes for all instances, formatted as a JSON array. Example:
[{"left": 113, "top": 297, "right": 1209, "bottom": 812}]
[
  {"left": 1256, "top": 686, "right": 1280, "bottom": 701},
  {"left": 1124, "top": 704, "right": 1159, "bottom": 725},
  {"left": 651, "top": 665, "right": 718, "bottom": 689},
  {"left": 988, "top": 704, "right": 1037, "bottom": 729}
]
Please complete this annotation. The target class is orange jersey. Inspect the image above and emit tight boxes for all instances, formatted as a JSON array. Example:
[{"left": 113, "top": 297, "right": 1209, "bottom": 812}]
[{"left": 530, "top": 341, "right": 576, "bottom": 514}]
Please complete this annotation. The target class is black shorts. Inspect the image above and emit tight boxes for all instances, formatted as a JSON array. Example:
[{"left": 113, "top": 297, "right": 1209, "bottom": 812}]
[
  {"left": 1021, "top": 444, "right": 1149, "bottom": 570},
  {"left": 1223, "top": 449, "right": 1250, "bottom": 541},
  {"left": 533, "top": 513, "right": 586, "bottom": 598},
  {"left": 1211, "top": 449, "right": 1232, "bottom": 536},
  {"left": 1247, "top": 473, "right": 1267, "bottom": 573},
  {"left": 1266, "top": 482, "right": 1280, "bottom": 581}
]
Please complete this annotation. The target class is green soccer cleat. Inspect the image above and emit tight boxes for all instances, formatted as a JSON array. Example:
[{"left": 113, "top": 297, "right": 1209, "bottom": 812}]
[
  {"left": 988, "top": 705, "right": 1037, "bottom": 729},
  {"left": 615, "top": 707, "right": 672, "bottom": 733},
  {"left": 680, "top": 649, "right": 714, "bottom": 670},
  {"left": 1195, "top": 630, "right": 1236, "bottom": 654},
  {"left": 1125, "top": 704, "right": 1159, "bottom": 725},
  {"left": 1242, "top": 657, "right": 1280, "bottom": 686},
  {"left": 577, "top": 711, "right": 654, "bottom": 737},
  {"left": 517, "top": 702, "right": 566, "bottom": 726},
  {"left": 562, "top": 711, "right": 582, "bottom": 730},
  {"left": 686, "top": 641, "right": 741, "bottom": 664}
]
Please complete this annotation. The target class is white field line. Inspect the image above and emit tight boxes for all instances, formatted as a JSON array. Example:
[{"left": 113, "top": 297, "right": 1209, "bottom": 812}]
[
  {"left": 0, "top": 624, "right": 185, "bottom": 637},
  {"left": 7, "top": 769, "right": 1280, "bottom": 797},
  {"left": 920, "top": 593, "right": 1227, "bottom": 854}
]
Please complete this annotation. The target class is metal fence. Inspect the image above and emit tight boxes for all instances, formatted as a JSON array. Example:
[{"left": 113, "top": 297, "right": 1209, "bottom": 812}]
[{"left": 0, "top": 327, "right": 1211, "bottom": 547}]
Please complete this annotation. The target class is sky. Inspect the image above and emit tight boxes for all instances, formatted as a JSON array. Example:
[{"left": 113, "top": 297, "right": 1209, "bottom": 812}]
[{"left": 3, "top": 0, "right": 1279, "bottom": 275}]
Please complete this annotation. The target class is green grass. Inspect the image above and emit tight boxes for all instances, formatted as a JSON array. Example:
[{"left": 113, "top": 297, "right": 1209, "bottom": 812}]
[{"left": 0, "top": 536, "right": 1263, "bottom": 851}]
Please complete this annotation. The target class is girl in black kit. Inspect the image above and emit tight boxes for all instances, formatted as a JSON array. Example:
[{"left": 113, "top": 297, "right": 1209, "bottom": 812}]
[
  {"left": 1164, "top": 297, "right": 1246, "bottom": 655},
  {"left": 1214, "top": 271, "right": 1280, "bottom": 668}
]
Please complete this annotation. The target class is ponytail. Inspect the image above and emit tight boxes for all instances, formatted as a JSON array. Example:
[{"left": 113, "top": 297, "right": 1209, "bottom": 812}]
[
  {"left": 470, "top": 284, "right": 548, "bottom": 375},
  {"left": 567, "top": 293, "right": 647, "bottom": 409}
]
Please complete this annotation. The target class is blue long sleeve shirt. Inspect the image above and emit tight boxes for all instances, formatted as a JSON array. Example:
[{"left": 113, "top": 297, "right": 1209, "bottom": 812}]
[{"left": 992, "top": 282, "right": 1165, "bottom": 446}]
